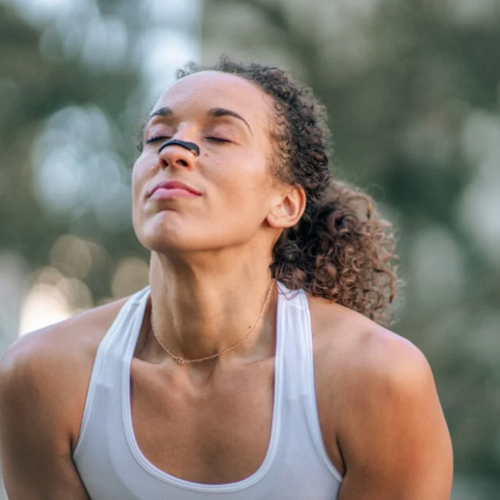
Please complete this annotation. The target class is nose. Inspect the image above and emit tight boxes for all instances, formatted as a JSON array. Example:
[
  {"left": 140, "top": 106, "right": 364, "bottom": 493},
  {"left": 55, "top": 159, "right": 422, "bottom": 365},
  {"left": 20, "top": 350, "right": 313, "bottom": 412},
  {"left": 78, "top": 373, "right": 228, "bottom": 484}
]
[{"left": 158, "top": 139, "right": 198, "bottom": 171}]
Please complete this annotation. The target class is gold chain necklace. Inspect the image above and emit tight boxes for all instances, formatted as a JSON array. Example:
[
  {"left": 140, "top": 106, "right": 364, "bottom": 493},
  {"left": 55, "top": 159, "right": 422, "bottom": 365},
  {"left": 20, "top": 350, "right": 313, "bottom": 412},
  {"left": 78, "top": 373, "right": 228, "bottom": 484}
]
[{"left": 149, "top": 281, "right": 275, "bottom": 365}]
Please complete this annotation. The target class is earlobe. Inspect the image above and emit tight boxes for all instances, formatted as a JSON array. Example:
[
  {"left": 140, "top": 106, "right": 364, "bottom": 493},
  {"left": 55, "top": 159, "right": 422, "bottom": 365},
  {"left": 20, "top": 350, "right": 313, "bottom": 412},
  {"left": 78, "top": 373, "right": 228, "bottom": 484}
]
[{"left": 267, "top": 185, "right": 306, "bottom": 229}]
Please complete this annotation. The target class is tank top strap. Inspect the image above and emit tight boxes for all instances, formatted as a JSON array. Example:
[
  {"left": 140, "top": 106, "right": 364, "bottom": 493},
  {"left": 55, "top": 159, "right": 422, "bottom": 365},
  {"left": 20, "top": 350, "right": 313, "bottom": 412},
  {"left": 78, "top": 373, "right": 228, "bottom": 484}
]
[
  {"left": 73, "top": 286, "right": 150, "bottom": 456},
  {"left": 97, "top": 286, "right": 150, "bottom": 369},
  {"left": 276, "top": 282, "right": 343, "bottom": 483},
  {"left": 276, "top": 281, "right": 312, "bottom": 400}
]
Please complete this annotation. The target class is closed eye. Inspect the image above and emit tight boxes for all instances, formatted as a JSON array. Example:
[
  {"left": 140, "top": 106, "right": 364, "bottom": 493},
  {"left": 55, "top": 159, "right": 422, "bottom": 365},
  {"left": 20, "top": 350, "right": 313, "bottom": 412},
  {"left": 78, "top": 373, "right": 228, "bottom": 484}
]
[
  {"left": 206, "top": 137, "right": 230, "bottom": 143},
  {"left": 145, "top": 136, "right": 171, "bottom": 144}
]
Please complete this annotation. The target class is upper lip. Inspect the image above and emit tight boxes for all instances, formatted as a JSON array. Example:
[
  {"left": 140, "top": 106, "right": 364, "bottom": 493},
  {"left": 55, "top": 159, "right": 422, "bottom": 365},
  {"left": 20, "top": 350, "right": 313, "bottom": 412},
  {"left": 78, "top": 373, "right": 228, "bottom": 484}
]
[{"left": 148, "top": 180, "right": 202, "bottom": 197}]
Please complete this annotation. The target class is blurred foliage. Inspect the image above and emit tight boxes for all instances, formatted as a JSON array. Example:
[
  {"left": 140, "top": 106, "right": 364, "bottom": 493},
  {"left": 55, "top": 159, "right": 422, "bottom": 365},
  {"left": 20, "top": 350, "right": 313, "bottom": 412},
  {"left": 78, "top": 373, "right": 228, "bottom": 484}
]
[
  {"left": 0, "top": 0, "right": 147, "bottom": 303},
  {"left": 1, "top": 0, "right": 500, "bottom": 497}
]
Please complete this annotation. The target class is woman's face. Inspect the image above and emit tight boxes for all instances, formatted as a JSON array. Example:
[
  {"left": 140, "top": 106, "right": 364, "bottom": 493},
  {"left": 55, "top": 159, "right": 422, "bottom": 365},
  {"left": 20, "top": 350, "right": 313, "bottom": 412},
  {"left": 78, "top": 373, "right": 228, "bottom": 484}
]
[{"left": 132, "top": 70, "right": 284, "bottom": 255}]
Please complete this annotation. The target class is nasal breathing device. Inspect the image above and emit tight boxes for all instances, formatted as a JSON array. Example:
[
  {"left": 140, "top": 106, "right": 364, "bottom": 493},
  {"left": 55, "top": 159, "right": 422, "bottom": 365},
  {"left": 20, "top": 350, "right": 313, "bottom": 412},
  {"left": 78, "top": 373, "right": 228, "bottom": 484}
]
[{"left": 158, "top": 139, "right": 200, "bottom": 156}]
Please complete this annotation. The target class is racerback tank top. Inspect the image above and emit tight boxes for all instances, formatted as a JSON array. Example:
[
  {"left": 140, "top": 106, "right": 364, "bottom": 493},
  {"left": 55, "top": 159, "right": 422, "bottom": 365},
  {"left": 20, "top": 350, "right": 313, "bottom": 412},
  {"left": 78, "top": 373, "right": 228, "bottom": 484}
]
[{"left": 73, "top": 282, "right": 342, "bottom": 499}]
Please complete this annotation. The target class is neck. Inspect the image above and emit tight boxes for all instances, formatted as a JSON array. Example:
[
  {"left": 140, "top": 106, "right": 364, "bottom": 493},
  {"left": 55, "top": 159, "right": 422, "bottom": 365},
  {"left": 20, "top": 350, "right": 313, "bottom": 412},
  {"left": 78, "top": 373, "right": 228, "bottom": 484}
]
[{"left": 147, "top": 249, "right": 276, "bottom": 366}]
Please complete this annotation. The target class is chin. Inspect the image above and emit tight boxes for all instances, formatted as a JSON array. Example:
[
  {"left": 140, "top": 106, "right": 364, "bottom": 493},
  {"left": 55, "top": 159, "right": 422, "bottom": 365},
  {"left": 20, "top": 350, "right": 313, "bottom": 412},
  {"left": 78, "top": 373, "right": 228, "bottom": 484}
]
[
  {"left": 135, "top": 217, "right": 211, "bottom": 255},
  {"left": 134, "top": 211, "right": 251, "bottom": 255}
]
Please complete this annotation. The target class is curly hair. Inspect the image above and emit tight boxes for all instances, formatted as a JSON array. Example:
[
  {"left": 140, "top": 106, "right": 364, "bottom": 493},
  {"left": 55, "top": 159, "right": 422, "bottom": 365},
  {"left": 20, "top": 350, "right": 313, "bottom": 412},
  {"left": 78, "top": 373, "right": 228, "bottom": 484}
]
[{"left": 177, "top": 57, "right": 398, "bottom": 326}]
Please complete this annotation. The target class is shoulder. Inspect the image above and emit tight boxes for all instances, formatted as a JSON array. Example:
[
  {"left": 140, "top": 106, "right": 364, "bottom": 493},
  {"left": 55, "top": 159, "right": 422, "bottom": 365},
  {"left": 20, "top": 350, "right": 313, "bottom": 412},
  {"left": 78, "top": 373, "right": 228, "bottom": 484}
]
[
  {"left": 308, "top": 295, "right": 432, "bottom": 400},
  {"left": 1, "top": 296, "right": 129, "bottom": 379},
  {"left": 0, "top": 296, "right": 129, "bottom": 445},
  {"left": 308, "top": 296, "right": 452, "bottom": 489},
  {"left": 308, "top": 296, "right": 440, "bottom": 449},
  {"left": 307, "top": 299, "right": 452, "bottom": 497}
]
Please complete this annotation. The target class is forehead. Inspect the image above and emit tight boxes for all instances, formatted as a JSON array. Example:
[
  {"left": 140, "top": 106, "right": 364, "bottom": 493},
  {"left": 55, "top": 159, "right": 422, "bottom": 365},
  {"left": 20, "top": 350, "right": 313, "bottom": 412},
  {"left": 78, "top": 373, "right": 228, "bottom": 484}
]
[{"left": 153, "top": 71, "right": 273, "bottom": 125}]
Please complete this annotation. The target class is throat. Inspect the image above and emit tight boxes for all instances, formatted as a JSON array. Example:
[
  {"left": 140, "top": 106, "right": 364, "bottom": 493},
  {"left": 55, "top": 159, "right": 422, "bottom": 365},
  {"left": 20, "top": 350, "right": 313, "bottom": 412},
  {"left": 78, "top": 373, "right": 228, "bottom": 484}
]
[{"left": 147, "top": 280, "right": 277, "bottom": 365}]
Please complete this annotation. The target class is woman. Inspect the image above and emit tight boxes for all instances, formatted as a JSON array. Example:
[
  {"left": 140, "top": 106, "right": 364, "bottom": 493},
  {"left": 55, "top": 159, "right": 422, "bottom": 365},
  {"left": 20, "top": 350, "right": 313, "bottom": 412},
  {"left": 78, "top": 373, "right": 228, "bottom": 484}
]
[{"left": 0, "top": 58, "right": 453, "bottom": 499}]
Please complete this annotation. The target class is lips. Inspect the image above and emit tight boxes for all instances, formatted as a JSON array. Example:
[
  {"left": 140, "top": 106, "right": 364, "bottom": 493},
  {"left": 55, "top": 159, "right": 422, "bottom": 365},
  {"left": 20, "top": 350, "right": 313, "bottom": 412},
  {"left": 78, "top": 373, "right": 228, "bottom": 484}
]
[{"left": 148, "top": 180, "right": 202, "bottom": 197}]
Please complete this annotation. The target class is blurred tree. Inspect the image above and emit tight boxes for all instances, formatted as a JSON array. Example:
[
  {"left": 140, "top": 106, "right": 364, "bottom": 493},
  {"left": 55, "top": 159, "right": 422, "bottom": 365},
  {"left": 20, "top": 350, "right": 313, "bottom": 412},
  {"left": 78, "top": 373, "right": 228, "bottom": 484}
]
[
  {"left": 0, "top": 0, "right": 146, "bottom": 301},
  {"left": 202, "top": 0, "right": 500, "bottom": 492}
]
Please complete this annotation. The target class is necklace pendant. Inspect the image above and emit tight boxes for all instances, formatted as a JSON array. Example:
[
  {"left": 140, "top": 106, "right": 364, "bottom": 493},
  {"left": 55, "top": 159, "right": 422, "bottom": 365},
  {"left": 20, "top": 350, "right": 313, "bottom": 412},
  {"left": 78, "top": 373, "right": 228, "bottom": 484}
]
[{"left": 176, "top": 358, "right": 189, "bottom": 365}]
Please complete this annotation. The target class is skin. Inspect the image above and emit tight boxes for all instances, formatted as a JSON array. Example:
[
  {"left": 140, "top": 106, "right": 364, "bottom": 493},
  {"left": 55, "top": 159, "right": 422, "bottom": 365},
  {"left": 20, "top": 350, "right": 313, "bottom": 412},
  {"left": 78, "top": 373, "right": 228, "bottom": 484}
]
[{"left": 0, "top": 71, "right": 453, "bottom": 499}]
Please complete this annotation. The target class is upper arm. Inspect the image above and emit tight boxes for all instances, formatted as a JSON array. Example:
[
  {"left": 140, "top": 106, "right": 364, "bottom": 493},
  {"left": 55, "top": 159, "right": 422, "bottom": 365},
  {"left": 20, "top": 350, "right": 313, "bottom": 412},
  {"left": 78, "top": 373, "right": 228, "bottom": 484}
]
[
  {"left": 0, "top": 334, "right": 91, "bottom": 500},
  {"left": 337, "top": 336, "right": 453, "bottom": 500}
]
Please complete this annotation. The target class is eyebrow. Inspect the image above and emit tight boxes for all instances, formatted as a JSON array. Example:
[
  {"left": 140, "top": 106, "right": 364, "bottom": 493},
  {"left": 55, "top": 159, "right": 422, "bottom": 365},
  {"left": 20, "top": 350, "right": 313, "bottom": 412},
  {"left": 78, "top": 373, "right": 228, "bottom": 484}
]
[
  {"left": 146, "top": 106, "right": 253, "bottom": 135},
  {"left": 207, "top": 107, "right": 253, "bottom": 135},
  {"left": 147, "top": 106, "right": 173, "bottom": 121}
]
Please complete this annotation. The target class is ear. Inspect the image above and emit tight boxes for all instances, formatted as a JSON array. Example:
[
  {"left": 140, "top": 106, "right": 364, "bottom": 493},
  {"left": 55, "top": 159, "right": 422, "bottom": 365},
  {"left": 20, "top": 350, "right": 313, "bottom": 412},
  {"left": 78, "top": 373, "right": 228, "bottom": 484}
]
[{"left": 266, "top": 184, "right": 306, "bottom": 229}]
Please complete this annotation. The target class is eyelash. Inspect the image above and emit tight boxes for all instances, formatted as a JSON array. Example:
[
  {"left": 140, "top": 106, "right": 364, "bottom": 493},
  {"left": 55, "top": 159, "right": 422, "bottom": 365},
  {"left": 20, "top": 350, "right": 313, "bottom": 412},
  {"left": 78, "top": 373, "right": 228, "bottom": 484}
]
[{"left": 145, "top": 136, "right": 229, "bottom": 144}]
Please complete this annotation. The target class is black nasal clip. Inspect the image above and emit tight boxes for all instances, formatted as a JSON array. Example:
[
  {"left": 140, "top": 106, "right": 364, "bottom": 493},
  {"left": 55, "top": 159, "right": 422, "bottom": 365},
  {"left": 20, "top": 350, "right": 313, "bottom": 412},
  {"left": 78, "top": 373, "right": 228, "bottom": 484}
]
[{"left": 158, "top": 139, "right": 200, "bottom": 156}]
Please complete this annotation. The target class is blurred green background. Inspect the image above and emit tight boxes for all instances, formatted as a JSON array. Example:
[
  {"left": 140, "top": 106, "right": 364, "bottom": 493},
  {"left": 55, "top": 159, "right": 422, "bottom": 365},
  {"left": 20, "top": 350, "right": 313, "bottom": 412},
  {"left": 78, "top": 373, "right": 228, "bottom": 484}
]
[{"left": 1, "top": 0, "right": 500, "bottom": 498}]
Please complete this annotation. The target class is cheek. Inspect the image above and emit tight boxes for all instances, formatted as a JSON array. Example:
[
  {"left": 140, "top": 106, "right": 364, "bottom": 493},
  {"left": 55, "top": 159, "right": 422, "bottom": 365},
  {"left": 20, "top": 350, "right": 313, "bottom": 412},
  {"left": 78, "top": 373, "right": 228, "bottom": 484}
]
[
  {"left": 131, "top": 162, "right": 142, "bottom": 190},
  {"left": 214, "top": 157, "right": 273, "bottom": 214},
  {"left": 131, "top": 168, "right": 142, "bottom": 206},
  {"left": 216, "top": 149, "right": 271, "bottom": 189},
  {"left": 131, "top": 155, "right": 153, "bottom": 197}
]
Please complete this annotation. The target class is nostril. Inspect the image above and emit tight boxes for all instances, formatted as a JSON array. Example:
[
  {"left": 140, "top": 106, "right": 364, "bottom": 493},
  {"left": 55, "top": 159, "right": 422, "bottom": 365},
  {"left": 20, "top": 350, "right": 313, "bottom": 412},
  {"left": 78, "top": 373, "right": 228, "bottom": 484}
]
[{"left": 178, "top": 159, "right": 189, "bottom": 167}]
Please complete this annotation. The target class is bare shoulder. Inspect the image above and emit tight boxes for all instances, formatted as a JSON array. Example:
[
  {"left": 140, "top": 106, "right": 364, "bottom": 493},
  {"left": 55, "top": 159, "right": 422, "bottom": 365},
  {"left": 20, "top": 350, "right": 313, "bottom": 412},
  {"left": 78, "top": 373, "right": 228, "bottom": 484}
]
[
  {"left": 308, "top": 295, "right": 431, "bottom": 400},
  {"left": 0, "top": 296, "right": 129, "bottom": 445},
  {"left": 0, "top": 299, "right": 130, "bottom": 499},
  {"left": 308, "top": 296, "right": 452, "bottom": 498},
  {"left": 1, "top": 296, "right": 129, "bottom": 377}
]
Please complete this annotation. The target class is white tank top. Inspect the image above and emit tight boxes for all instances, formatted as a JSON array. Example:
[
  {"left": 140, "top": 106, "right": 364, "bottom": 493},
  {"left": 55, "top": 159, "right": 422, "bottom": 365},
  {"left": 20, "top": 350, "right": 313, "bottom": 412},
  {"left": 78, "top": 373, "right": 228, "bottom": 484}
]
[{"left": 73, "top": 283, "right": 342, "bottom": 499}]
